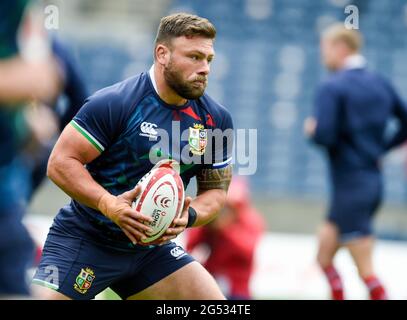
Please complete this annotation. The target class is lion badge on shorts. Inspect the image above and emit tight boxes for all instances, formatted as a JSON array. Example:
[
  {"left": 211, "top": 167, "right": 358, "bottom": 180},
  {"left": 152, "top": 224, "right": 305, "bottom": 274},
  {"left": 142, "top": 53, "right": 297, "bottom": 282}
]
[
  {"left": 74, "top": 267, "right": 95, "bottom": 294},
  {"left": 189, "top": 123, "right": 207, "bottom": 156}
]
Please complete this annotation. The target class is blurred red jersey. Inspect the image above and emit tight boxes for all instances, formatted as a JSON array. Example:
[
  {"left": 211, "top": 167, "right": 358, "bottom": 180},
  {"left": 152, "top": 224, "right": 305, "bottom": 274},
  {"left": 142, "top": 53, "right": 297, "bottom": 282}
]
[{"left": 186, "top": 177, "right": 264, "bottom": 299}]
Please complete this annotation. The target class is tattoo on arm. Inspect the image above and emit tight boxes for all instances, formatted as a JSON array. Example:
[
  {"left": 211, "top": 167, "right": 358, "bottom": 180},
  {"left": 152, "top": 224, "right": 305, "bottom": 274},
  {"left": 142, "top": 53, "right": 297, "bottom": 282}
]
[{"left": 196, "top": 165, "right": 232, "bottom": 193}]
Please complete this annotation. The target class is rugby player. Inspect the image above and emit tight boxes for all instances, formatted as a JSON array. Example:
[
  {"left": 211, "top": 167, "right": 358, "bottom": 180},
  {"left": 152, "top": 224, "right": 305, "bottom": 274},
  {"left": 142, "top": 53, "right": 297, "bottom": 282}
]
[{"left": 32, "top": 13, "right": 233, "bottom": 300}]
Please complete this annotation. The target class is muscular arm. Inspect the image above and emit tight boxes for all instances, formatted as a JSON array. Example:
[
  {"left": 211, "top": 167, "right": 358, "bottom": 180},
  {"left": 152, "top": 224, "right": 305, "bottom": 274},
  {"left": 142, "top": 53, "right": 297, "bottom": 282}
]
[
  {"left": 190, "top": 165, "right": 233, "bottom": 227},
  {"left": 47, "top": 124, "right": 111, "bottom": 209},
  {"left": 48, "top": 124, "right": 152, "bottom": 243}
]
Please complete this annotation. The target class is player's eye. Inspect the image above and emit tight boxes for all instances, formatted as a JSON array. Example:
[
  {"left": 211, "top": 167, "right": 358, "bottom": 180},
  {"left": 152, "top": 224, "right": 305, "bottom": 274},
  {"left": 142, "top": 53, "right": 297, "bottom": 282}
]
[{"left": 190, "top": 55, "right": 199, "bottom": 61}]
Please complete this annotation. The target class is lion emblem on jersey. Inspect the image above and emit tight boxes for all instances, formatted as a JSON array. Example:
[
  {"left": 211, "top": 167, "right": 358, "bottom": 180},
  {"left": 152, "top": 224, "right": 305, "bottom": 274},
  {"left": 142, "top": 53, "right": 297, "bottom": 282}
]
[{"left": 189, "top": 123, "right": 207, "bottom": 156}]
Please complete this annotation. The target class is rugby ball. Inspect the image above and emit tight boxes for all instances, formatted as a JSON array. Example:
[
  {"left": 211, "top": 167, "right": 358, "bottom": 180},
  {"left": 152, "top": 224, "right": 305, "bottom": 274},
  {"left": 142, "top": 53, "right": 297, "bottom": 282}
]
[{"left": 132, "top": 160, "right": 185, "bottom": 243}]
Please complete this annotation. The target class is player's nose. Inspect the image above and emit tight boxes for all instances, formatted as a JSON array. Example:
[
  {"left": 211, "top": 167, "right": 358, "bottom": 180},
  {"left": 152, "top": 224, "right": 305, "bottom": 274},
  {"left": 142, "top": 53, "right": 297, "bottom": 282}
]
[{"left": 197, "top": 60, "right": 210, "bottom": 76}]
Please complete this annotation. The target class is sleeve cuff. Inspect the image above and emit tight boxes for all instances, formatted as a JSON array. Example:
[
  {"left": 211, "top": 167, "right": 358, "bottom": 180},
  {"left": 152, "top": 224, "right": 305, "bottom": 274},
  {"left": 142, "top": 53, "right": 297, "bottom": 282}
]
[{"left": 70, "top": 120, "right": 105, "bottom": 153}]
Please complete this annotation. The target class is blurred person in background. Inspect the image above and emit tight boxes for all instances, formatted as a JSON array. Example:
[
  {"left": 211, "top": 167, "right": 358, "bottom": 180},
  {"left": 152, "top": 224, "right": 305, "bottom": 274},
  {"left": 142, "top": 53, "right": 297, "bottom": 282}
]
[
  {"left": 22, "top": 36, "right": 89, "bottom": 203},
  {"left": 186, "top": 177, "right": 264, "bottom": 300},
  {"left": 304, "top": 24, "right": 407, "bottom": 300},
  {"left": 0, "top": 0, "right": 63, "bottom": 297},
  {"left": 22, "top": 36, "right": 89, "bottom": 267}
]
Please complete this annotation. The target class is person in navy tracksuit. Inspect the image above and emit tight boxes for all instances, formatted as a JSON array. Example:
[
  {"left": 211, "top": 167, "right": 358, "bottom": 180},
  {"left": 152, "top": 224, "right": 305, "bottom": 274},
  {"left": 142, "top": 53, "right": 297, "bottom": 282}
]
[{"left": 304, "top": 24, "right": 407, "bottom": 300}]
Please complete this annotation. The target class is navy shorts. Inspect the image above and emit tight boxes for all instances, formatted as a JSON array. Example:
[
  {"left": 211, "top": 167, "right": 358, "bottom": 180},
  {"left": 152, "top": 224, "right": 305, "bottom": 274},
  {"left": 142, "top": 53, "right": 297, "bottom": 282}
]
[
  {"left": 32, "top": 225, "right": 194, "bottom": 300},
  {"left": 328, "top": 170, "right": 383, "bottom": 243}
]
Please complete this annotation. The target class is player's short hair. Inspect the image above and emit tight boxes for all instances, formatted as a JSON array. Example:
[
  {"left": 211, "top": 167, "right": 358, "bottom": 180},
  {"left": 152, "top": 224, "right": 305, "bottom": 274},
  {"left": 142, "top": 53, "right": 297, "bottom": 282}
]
[
  {"left": 154, "top": 12, "right": 216, "bottom": 48},
  {"left": 322, "top": 23, "right": 363, "bottom": 52}
]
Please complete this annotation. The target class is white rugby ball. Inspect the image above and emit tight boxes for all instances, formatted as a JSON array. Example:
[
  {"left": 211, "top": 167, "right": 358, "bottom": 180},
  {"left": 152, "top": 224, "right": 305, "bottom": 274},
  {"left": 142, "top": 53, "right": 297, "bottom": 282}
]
[{"left": 132, "top": 160, "right": 185, "bottom": 243}]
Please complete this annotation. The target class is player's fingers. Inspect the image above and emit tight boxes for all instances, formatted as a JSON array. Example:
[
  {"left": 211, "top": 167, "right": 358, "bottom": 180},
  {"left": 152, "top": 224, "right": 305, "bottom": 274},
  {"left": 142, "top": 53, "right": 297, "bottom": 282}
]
[
  {"left": 173, "top": 197, "right": 191, "bottom": 224},
  {"left": 165, "top": 226, "right": 184, "bottom": 236},
  {"left": 171, "top": 197, "right": 191, "bottom": 227},
  {"left": 125, "top": 209, "right": 153, "bottom": 223},
  {"left": 159, "top": 235, "right": 177, "bottom": 243},
  {"left": 123, "top": 224, "right": 147, "bottom": 242},
  {"left": 182, "top": 197, "right": 192, "bottom": 214},
  {"left": 121, "top": 185, "right": 142, "bottom": 203},
  {"left": 124, "top": 216, "right": 153, "bottom": 233},
  {"left": 171, "top": 217, "right": 188, "bottom": 228},
  {"left": 133, "top": 212, "right": 154, "bottom": 223},
  {"left": 122, "top": 228, "right": 137, "bottom": 245}
]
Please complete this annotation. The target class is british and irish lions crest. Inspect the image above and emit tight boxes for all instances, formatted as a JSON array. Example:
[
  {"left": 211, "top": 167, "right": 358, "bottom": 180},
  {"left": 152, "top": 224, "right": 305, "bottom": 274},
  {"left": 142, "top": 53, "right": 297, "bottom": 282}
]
[
  {"left": 74, "top": 267, "right": 95, "bottom": 294},
  {"left": 188, "top": 123, "right": 207, "bottom": 156}
]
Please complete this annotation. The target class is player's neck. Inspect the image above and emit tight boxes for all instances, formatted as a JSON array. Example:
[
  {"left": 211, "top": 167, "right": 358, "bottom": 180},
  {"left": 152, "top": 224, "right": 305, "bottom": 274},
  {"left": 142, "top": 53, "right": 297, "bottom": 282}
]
[{"left": 153, "top": 65, "right": 188, "bottom": 107}]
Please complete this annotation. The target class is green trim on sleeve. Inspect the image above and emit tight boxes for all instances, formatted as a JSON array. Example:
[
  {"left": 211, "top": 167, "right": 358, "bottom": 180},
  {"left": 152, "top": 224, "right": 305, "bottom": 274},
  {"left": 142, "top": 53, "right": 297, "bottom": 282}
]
[{"left": 70, "top": 120, "right": 105, "bottom": 153}]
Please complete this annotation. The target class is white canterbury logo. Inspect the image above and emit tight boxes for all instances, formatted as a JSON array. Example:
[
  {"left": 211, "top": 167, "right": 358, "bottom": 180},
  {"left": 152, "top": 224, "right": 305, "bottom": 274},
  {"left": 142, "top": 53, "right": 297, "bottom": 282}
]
[
  {"left": 170, "top": 246, "right": 187, "bottom": 260},
  {"left": 140, "top": 122, "right": 158, "bottom": 140}
]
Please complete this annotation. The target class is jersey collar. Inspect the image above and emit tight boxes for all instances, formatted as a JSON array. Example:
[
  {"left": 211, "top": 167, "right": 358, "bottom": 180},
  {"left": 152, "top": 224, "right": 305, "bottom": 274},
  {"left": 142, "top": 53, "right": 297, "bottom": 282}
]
[
  {"left": 343, "top": 54, "right": 367, "bottom": 70},
  {"left": 149, "top": 64, "right": 159, "bottom": 94}
]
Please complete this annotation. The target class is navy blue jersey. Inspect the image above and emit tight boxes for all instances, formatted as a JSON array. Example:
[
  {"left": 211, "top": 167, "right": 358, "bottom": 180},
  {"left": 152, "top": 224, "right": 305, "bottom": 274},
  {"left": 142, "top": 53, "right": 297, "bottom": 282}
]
[
  {"left": 312, "top": 67, "right": 407, "bottom": 174},
  {"left": 58, "top": 67, "right": 233, "bottom": 245}
]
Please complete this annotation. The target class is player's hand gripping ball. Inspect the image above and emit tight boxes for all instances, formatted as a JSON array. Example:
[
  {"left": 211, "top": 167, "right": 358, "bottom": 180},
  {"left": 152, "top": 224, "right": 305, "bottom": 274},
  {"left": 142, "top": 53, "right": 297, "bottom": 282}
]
[{"left": 132, "top": 159, "right": 185, "bottom": 243}]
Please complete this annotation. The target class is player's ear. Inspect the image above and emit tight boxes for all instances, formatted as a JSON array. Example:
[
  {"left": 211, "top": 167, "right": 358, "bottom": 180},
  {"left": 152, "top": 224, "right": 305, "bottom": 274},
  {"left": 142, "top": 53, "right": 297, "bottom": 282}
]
[{"left": 155, "top": 43, "right": 170, "bottom": 65}]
